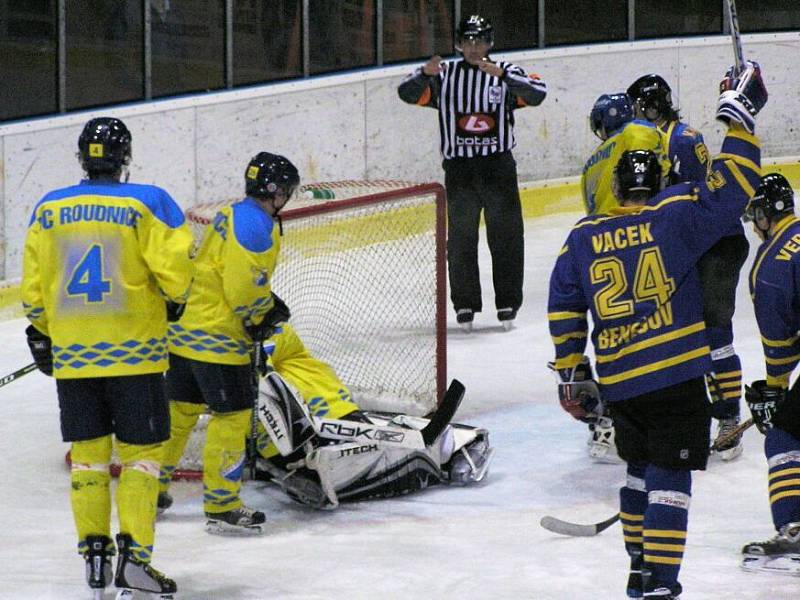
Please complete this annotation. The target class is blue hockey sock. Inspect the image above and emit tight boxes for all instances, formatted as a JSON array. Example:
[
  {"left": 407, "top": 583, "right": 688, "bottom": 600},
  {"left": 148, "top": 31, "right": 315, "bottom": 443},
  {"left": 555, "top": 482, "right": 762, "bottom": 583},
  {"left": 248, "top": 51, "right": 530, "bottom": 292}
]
[
  {"left": 765, "top": 427, "right": 800, "bottom": 529},
  {"left": 706, "top": 328, "right": 741, "bottom": 420},
  {"left": 643, "top": 465, "right": 691, "bottom": 593}
]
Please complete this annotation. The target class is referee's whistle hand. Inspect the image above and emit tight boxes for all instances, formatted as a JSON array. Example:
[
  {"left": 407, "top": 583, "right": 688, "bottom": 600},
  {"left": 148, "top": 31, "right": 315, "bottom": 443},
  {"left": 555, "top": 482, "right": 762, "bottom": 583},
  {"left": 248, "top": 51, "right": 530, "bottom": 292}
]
[
  {"left": 423, "top": 56, "right": 442, "bottom": 76},
  {"left": 477, "top": 59, "right": 503, "bottom": 78}
]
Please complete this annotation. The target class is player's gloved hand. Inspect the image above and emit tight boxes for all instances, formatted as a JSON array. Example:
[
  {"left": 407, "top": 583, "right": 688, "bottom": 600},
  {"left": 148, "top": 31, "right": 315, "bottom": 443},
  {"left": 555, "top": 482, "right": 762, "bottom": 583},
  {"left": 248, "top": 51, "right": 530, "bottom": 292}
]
[
  {"left": 245, "top": 293, "right": 291, "bottom": 341},
  {"left": 547, "top": 356, "right": 601, "bottom": 423},
  {"left": 25, "top": 325, "right": 53, "bottom": 376},
  {"left": 716, "top": 60, "right": 768, "bottom": 134},
  {"left": 744, "top": 380, "right": 785, "bottom": 434},
  {"left": 165, "top": 300, "right": 186, "bottom": 323}
]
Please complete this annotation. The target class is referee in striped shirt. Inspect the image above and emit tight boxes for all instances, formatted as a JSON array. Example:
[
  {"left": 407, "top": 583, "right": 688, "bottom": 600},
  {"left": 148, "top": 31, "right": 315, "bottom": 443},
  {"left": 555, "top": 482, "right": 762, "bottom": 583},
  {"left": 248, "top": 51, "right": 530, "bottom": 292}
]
[{"left": 398, "top": 14, "right": 547, "bottom": 331}]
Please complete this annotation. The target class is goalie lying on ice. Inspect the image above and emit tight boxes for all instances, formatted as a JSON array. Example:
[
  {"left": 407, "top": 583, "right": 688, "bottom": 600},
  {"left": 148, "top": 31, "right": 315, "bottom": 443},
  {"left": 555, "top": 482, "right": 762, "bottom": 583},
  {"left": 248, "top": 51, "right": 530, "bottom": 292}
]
[{"left": 252, "top": 326, "right": 493, "bottom": 508}]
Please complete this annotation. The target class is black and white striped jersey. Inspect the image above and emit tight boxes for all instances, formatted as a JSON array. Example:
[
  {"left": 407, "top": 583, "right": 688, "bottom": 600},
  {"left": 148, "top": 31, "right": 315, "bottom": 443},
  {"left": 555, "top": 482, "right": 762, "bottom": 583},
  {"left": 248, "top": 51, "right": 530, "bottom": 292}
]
[{"left": 398, "top": 58, "right": 547, "bottom": 159}]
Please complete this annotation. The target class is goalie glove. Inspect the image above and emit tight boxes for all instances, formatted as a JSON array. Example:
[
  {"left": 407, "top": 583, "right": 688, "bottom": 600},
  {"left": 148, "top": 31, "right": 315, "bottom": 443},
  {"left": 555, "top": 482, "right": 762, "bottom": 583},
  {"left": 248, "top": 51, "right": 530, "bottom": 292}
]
[
  {"left": 547, "top": 357, "right": 601, "bottom": 423},
  {"left": 744, "top": 380, "right": 785, "bottom": 434},
  {"left": 716, "top": 61, "right": 768, "bottom": 134}
]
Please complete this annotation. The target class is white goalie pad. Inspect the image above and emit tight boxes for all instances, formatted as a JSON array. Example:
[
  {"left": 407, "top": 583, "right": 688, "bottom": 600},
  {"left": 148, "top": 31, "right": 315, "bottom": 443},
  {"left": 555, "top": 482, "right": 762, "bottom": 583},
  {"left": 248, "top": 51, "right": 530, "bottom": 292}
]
[
  {"left": 256, "top": 371, "right": 317, "bottom": 456},
  {"left": 264, "top": 412, "right": 494, "bottom": 509}
]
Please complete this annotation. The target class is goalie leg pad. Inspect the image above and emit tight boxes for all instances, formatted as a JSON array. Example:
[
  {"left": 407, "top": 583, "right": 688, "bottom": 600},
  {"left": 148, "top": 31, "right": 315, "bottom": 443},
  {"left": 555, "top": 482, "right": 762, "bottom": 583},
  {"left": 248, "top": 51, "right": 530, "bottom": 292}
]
[
  {"left": 304, "top": 441, "right": 445, "bottom": 504},
  {"left": 257, "top": 371, "right": 317, "bottom": 456}
]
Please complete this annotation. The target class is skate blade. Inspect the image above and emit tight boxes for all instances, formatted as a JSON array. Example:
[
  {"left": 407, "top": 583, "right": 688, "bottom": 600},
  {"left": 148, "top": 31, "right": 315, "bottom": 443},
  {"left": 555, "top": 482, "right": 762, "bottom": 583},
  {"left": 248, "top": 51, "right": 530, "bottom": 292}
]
[
  {"left": 116, "top": 589, "right": 176, "bottom": 599},
  {"left": 205, "top": 519, "right": 265, "bottom": 536},
  {"left": 501, "top": 320, "right": 513, "bottom": 331},
  {"left": 588, "top": 446, "right": 623, "bottom": 464},
  {"left": 459, "top": 322, "right": 473, "bottom": 333},
  {"left": 742, "top": 554, "right": 800, "bottom": 575},
  {"left": 716, "top": 443, "right": 744, "bottom": 462},
  {"left": 92, "top": 588, "right": 105, "bottom": 600}
]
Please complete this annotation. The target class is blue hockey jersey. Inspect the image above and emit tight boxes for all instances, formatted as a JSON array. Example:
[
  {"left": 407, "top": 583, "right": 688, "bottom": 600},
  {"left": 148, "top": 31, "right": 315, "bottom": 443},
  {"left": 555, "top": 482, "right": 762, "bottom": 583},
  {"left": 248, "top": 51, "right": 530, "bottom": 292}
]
[
  {"left": 749, "top": 216, "right": 800, "bottom": 387},
  {"left": 549, "top": 128, "right": 761, "bottom": 401}
]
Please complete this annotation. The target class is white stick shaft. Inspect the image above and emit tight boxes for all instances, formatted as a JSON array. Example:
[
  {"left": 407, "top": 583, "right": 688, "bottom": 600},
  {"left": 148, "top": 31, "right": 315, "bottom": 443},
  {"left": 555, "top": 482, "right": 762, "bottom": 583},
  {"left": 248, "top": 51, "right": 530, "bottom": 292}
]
[{"left": 726, "top": 0, "right": 746, "bottom": 75}]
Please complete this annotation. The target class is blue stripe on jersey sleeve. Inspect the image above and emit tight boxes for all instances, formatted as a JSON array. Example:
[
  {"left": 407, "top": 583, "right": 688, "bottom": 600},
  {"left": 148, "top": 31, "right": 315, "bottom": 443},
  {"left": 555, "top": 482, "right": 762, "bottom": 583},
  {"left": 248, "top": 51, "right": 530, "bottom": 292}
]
[
  {"left": 29, "top": 181, "right": 185, "bottom": 228},
  {"left": 232, "top": 197, "right": 275, "bottom": 253}
]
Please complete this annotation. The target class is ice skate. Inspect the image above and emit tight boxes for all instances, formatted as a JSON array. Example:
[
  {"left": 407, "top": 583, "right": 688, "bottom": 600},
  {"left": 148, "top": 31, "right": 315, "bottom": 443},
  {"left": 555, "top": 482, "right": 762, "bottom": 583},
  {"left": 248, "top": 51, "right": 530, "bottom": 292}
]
[
  {"left": 205, "top": 505, "right": 266, "bottom": 535},
  {"left": 626, "top": 550, "right": 643, "bottom": 598},
  {"left": 456, "top": 308, "right": 474, "bottom": 332},
  {"left": 114, "top": 534, "right": 176, "bottom": 599},
  {"left": 84, "top": 534, "right": 114, "bottom": 600},
  {"left": 156, "top": 492, "right": 173, "bottom": 515},
  {"left": 497, "top": 307, "right": 517, "bottom": 331},
  {"left": 643, "top": 586, "right": 681, "bottom": 599},
  {"left": 741, "top": 522, "right": 800, "bottom": 575},
  {"left": 712, "top": 416, "right": 744, "bottom": 461},
  {"left": 445, "top": 430, "right": 494, "bottom": 485},
  {"left": 587, "top": 416, "right": 623, "bottom": 464}
]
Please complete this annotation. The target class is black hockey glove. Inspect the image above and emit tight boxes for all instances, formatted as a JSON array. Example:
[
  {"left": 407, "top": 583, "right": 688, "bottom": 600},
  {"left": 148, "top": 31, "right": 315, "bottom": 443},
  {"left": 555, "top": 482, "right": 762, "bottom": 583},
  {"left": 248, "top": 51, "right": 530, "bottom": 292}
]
[
  {"left": 165, "top": 300, "right": 186, "bottom": 323},
  {"left": 744, "top": 380, "right": 785, "bottom": 434},
  {"left": 25, "top": 325, "right": 53, "bottom": 376},
  {"left": 245, "top": 293, "right": 291, "bottom": 342},
  {"left": 548, "top": 356, "right": 601, "bottom": 423}
]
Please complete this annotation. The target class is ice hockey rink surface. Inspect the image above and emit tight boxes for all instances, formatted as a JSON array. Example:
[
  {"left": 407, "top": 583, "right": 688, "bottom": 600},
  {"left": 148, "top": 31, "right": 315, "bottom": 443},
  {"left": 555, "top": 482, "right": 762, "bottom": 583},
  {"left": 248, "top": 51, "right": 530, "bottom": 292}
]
[{"left": 0, "top": 212, "right": 796, "bottom": 599}]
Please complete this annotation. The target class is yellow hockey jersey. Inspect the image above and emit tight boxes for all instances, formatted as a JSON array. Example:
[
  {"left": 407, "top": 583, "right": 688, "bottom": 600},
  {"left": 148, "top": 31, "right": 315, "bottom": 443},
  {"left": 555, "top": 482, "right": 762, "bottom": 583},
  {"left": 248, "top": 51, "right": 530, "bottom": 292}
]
[
  {"left": 22, "top": 179, "right": 195, "bottom": 378},
  {"left": 581, "top": 120, "right": 670, "bottom": 215},
  {"left": 168, "top": 197, "right": 279, "bottom": 365}
]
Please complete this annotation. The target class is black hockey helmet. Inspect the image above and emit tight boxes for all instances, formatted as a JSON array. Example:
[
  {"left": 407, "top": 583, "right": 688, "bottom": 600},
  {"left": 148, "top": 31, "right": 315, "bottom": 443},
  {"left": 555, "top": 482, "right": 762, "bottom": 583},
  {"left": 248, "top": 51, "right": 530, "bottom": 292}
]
[
  {"left": 626, "top": 74, "right": 677, "bottom": 121},
  {"left": 614, "top": 150, "right": 662, "bottom": 202},
  {"left": 590, "top": 93, "right": 634, "bottom": 140},
  {"left": 456, "top": 14, "right": 494, "bottom": 46},
  {"left": 245, "top": 152, "right": 300, "bottom": 201},
  {"left": 77, "top": 117, "right": 132, "bottom": 176},
  {"left": 745, "top": 172, "right": 795, "bottom": 223}
]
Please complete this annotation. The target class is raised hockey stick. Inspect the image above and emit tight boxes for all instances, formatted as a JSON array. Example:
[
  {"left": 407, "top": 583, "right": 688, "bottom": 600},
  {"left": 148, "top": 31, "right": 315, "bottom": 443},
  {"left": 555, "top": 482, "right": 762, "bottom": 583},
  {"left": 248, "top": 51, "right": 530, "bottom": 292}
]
[
  {"left": 540, "top": 512, "right": 620, "bottom": 537},
  {"left": 0, "top": 363, "right": 37, "bottom": 389},
  {"left": 710, "top": 417, "right": 755, "bottom": 452},
  {"left": 725, "top": 0, "right": 746, "bottom": 76}
]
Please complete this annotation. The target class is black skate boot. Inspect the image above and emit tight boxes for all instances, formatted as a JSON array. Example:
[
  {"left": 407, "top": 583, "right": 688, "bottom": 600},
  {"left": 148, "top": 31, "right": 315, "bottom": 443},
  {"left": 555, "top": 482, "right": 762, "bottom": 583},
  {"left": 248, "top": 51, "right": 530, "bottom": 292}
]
[
  {"left": 625, "top": 549, "right": 643, "bottom": 598},
  {"left": 156, "top": 491, "right": 173, "bottom": 514},
  {"left": 114, "top": 533, "right": 176, "bottom": 599},
  {"left": 205, "top": 505, "right": 266, "bottom": 535},
  {"left": 84, "top": 535, "right": 114, "bottom": 599},
  {"left": 741, "top": 522, "right": 800, "bottom": 574}
]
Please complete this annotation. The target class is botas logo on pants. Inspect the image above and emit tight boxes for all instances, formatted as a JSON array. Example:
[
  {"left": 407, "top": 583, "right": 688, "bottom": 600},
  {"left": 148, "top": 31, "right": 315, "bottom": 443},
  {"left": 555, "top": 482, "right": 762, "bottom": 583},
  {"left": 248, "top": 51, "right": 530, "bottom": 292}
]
[{"left": 458, "top": 114, "right": 496, "bottom": 133}]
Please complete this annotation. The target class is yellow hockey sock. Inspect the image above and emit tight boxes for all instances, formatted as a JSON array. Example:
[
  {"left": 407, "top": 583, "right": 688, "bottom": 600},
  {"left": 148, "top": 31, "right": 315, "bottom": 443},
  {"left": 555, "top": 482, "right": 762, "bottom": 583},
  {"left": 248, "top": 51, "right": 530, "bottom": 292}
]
[
  {"left": 159, "top": 401, "right": 205, "bottom": 491},
  {"left": 203, "top": 409, "right": 250, "bottom": 514},
  {"left": 71, "top": 436, "right": 113, "bottom": 553},
  {"left": 116, "top": 441, "right": 163, "bottom": 563}
]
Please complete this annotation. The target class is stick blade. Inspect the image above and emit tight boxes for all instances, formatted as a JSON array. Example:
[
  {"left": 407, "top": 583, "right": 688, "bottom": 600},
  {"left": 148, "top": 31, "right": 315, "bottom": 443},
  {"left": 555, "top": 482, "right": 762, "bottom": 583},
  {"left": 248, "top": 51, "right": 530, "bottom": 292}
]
[
  {"left": 539, "top": 513, "right": 620, "bottom": 537},
  {"left": 421, "top": 379, "right": 465, "bottom": 446}
]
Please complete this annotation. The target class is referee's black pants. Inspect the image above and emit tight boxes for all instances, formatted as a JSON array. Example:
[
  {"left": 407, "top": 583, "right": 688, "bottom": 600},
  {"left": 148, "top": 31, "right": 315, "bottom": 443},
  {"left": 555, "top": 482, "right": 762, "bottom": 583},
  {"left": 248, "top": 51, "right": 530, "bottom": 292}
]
[{"left": 443, "top": 151, "right": 524, "bottom": 315}]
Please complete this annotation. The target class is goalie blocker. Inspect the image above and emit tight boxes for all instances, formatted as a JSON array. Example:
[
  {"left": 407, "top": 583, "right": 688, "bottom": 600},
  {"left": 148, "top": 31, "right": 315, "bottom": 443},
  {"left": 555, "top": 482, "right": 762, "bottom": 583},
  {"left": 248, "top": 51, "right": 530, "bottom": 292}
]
[{"left": 255, "top": 372, "right": 494, "bottom": 508}]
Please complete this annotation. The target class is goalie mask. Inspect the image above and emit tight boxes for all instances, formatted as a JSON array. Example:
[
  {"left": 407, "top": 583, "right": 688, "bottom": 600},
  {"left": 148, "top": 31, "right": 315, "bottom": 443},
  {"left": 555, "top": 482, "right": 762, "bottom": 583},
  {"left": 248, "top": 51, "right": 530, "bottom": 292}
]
[
  {"left": 614, "top": 150, "right": 662, "bottom": 202},
  {"left": 78, "top": 117, "right": 132, "bottom": 177},
  {"left": 456, "top": 14, "right": 494, "bottom": 51},
  {"left": 245, "top": 152, "right": 300, "bottom": 213},
  {"left": 590, "top": 93, "right": 634, "bottom": 140},
  {"left": 745, "top": 173, "right": 795, "bottom": 233},
  {"left": 627, "top": 74, "right": 678, "bottom": 122}
]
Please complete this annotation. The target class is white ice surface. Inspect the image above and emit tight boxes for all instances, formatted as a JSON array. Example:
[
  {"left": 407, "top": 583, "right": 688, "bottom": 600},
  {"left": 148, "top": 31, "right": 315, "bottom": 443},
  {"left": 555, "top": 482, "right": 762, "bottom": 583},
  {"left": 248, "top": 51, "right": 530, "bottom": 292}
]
[{"left": 1, "top": 213, "right": 797, "bottom": 599}]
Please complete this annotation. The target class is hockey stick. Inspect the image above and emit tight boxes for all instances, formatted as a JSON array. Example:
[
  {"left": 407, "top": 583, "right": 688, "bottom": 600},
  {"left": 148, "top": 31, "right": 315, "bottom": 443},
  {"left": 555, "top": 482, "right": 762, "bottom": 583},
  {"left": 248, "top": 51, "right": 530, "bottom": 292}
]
[
  {"left": 248, "top": 338, "right": 264, "bottom": 480},
  {"left": 725, "top": 0, "right": 746, "bottom": 76},
  {"left": 710, "top": 417, "right": 755, "bottom": 453},
  {"left": 540, "top": 512, "right": 620, "bottom": 537},
  {"left": 0, "top": 363, "right": 37, "bottom": 389}
]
